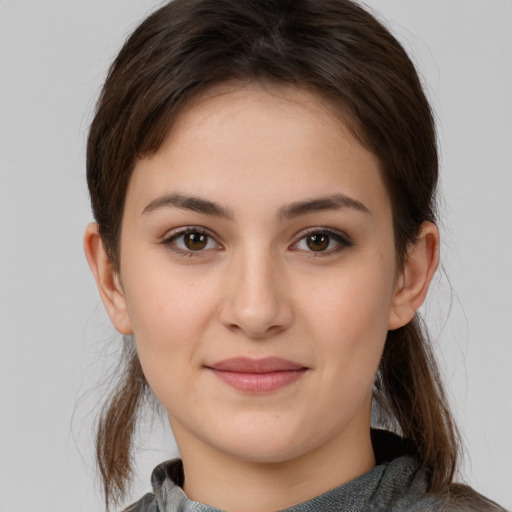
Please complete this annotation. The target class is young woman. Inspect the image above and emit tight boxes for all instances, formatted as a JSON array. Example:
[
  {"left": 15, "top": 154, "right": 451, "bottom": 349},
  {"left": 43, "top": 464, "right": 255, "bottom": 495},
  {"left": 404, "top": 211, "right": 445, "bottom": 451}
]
[{"left": 83, "top": 0, "right": 507, "bottom": 510}]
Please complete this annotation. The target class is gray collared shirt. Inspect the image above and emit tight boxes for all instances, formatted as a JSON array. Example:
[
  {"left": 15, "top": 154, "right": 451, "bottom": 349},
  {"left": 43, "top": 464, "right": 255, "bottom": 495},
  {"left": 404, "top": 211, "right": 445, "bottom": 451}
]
[
  {"left": 123, "top": 430, "right": 506, "bottom": 512},
  {"left": 124, "top": 455, "right": 442, "bottom": 511}
]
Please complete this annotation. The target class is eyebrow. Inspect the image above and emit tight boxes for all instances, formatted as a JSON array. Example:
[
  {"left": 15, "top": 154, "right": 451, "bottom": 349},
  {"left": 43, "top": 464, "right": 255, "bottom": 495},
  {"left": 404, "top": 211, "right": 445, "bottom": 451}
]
[
  {"left": 142, "top": 193, "right": 234, "bottom": 218},
  {"left": 278, "top": 193, "right": 370, "bottom": 220},
  {"left": 142, "top": 192, "right": 369, "bottom": 219}
]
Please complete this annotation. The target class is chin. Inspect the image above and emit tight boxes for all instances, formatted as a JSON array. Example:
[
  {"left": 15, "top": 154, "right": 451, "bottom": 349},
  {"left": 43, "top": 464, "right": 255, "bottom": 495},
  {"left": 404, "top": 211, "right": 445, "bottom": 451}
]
[
  {"left": 204, "top": 421, "right": 326, "bottom": 465},
  {"left": 221, "top": 439, "right": 307, "bottom": 464}
]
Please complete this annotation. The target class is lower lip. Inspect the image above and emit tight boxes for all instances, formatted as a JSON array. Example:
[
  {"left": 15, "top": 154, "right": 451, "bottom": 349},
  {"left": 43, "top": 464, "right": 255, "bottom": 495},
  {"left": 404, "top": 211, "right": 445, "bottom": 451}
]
[{"left": 209, "top": 369, "right": 307, "bottom": 393}]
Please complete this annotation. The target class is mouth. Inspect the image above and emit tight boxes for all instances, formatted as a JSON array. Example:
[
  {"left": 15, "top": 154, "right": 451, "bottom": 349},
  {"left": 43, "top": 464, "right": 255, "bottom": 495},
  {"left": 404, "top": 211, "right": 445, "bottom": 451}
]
[{"left": 205, "top": 357, "right": 308, "bottom": 393}]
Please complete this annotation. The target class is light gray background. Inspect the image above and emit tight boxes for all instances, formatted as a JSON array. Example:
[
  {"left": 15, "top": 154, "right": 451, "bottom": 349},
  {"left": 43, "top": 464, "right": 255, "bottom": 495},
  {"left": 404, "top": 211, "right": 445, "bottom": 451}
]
[{"left": 0, "top": 1, "right": 511, "bottom": 511}]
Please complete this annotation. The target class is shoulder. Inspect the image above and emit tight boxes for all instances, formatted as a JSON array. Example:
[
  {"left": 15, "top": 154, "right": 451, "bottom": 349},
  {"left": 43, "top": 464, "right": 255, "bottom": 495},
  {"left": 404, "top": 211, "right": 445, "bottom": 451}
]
[
  {"left": 371, "top": 430, "right": 508, "bottom": 512},
  {"left": 399, "top": 482, "right": 509, "bottom": 512},
  {"left": 121, "top": 459, "right": 183, "bottom": 512},
  {"left": 384, "top": 481, "right": 509, "bottom": 512},
  {"left": 432, "top": 484, "right": 509, "bottom": 512},
  {"left": 122, "top": 492, "right": 158, "bottom": 512}
]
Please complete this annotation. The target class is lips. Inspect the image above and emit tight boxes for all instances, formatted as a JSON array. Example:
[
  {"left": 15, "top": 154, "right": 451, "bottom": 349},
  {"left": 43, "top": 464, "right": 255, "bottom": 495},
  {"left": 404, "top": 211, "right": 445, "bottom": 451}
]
[{"left": 206, "top": 357, "right": 308, "bottom": 393}]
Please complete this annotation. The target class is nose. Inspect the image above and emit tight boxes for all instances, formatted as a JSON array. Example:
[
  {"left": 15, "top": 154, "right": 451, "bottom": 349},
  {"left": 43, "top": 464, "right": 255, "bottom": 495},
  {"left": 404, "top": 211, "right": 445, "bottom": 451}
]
[{"left": 218, "top": 249, "right": 293, "bottom": 339}]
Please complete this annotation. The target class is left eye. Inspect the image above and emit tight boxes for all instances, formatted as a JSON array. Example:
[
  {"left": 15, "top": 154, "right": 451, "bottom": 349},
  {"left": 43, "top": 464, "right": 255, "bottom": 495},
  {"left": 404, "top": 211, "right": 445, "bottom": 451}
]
[
  {"left": 164, "top": 229, "right": 220, "bottom": 253},
  {"left": 293, "top": 230, "right": 350, "bottom": 253}
]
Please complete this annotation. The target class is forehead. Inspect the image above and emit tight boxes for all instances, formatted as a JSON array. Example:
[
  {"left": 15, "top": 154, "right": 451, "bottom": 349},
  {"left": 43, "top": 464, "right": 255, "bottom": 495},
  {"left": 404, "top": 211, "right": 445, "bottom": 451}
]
[
  {"left": 171, "top": 81, "right": 360, "bottom": 152},
  {"left": 126, "top": 83, "right": 390, "bottom": 221}
]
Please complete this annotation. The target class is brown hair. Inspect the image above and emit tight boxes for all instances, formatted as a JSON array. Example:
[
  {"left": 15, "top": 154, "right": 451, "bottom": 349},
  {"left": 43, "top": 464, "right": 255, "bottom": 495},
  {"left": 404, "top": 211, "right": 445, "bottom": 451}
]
[{"left": 86, "top": 0, "right": 497, "bottom": 509}]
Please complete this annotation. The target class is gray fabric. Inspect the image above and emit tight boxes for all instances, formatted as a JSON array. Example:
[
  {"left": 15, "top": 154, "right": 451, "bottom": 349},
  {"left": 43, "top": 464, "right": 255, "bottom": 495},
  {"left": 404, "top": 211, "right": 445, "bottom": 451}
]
[
  {"left": 124, "top": 456, "right": 443, "bottom": 512},
  {"left": 122, "top": 430, "right": 508, "bottom": 512}
]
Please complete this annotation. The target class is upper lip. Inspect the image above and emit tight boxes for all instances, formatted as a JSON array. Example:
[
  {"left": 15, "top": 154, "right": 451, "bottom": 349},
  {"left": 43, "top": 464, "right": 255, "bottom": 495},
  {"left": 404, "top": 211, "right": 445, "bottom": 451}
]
[{"left": 207, "top": 357, "right": 306, "bottom": 373}]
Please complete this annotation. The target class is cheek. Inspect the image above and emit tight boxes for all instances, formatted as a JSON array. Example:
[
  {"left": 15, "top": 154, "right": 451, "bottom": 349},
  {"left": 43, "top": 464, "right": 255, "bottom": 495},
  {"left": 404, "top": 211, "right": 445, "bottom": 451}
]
[
  {"left": 300, "top": 256, "right": 396, "bottom": 374},
  {"left": 122, "top": 265, "right": 219, "bottom": 385},
  {"left": 309, "top": 264, "right": 394, "bottom": 329}
]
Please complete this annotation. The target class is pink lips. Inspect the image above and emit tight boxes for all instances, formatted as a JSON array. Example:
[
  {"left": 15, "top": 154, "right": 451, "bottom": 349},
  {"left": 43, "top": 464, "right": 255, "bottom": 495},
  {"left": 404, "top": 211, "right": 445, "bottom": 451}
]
[{"left": 206, "top": 357, "right": 307, "bottom": 393}]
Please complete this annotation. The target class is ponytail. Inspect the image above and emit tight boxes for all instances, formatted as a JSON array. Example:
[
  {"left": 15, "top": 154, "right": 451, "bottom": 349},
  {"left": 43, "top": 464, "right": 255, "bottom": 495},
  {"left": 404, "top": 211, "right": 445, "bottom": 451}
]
[
  {"left": 96, "top": 338, "right": 149, "bottom": 509},
  {"left": 374, "top": 317, "right": 459, "bottom": 491}
]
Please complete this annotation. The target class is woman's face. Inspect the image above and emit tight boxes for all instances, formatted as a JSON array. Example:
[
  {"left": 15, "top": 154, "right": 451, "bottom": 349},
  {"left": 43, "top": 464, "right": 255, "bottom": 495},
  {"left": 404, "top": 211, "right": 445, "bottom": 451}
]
[{"left": 114, "top": 85, "right": 404, "bottom": 465}]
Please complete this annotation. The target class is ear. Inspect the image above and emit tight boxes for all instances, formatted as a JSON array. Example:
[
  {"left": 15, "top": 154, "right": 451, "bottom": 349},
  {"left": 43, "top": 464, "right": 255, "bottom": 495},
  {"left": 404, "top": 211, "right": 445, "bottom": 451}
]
[
  {"left": 83, "top": 223, "right": 133, "bottom": 335},
  {"left": 388, "top": 221, "right": 440, "bottom": 330}
]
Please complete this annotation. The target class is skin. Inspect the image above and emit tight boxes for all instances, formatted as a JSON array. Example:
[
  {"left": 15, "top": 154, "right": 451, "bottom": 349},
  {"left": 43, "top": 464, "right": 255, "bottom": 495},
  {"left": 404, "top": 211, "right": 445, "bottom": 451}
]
[{"left": 85, "top": 84, "right": 439, "bottom": 512}]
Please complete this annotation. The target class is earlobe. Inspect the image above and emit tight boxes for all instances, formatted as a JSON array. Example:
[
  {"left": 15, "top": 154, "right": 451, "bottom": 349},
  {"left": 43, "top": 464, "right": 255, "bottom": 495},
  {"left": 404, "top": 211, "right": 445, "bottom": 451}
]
[
  {"left": 388, "top": 222, "right": 440, "bottom": 330},
  {"left": 83, "top": 223, "right": 133, "bottom": 335}
]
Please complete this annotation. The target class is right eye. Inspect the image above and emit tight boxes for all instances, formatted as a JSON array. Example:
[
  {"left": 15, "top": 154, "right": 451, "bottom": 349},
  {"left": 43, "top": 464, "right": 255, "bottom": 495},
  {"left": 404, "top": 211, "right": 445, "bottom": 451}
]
[
  {"left": 163, "top": 228, "right": 221, "bottom": 256},
  {"left": 290, "top": 227, "right": 353, "bottom": 256}
]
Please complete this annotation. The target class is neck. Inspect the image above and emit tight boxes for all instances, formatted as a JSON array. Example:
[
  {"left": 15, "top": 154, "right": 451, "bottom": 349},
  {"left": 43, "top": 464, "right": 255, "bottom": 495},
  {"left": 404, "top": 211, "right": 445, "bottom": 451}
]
[{"left": 172, "top": 419, "right": 376, "bottom": 512}]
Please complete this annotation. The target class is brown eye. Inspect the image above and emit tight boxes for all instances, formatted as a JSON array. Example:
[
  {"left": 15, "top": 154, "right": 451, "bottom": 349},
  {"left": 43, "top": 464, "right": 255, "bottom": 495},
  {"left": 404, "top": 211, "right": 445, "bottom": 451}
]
[
  {"left": 306, "top": 233, "right": 330, "bottom": 251},
  {"left": 184, "top": 232, "right": 208, "bottom": 250},
  {"left": 292, "top": 229, "right": 352, "bottom": 255},
  {"left": 164, "top": 229, "right": 219, "bottom": 255}
]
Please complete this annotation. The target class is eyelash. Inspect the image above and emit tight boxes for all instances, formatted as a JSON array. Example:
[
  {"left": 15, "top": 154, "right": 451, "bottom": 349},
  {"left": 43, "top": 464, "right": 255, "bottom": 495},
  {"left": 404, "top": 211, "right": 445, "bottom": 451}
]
[
  {"left": 161, "top": 227, "right": 221, "bottom": 258},
  {"left": 290, "top": 228, "right": 353, "bottom": 256},
  {"left": 161, "top": 227, "right": 353, "bottom": 257}
]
